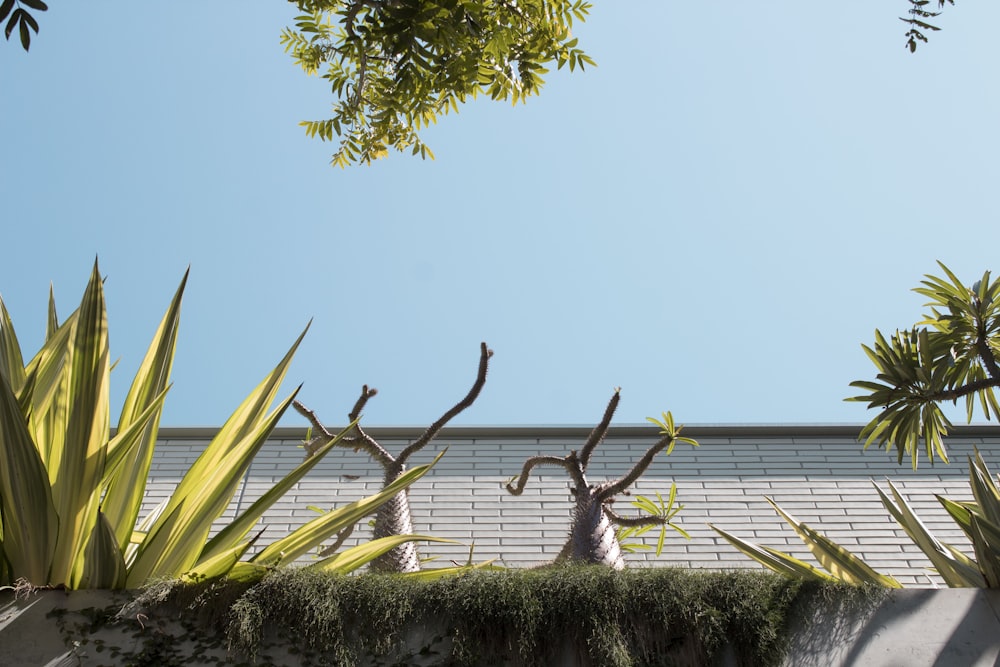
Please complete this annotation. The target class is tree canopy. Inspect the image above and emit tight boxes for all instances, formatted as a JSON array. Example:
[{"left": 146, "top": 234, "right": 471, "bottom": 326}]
[
  {"left": 7, "top": 2, "right": 961, "bottom": 166},
  {"left": 282, "top": 0, "right": 594, "bottom": 166},
  {"left": 850, "top": 262, "right": 1000, "bottom": 468}
]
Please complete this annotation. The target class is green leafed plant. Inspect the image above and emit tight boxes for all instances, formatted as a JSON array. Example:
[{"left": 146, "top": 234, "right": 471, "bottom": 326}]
[
  {"left": 617, "top": 485, "right": 689, "bottom": 556},
  {"left": 713, "top": 452, "right": 1000, "bottom": 589},
  {"left": 282, "top": 0, "right": 594, "bottom": 167},
  {"left": 849, "top": 262, "right": 1000, "bottom": 469},
  {"left": 710, "top": 498, "right": 903, "bottom": 588},
  {"left": 0, "top": 261, "right": 440, "bottom": 589}
]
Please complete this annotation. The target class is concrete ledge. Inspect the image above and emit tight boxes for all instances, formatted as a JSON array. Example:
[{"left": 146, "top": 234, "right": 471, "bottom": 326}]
[
  {"left": 786, "top": 588, "right": 1000, "bottom": 667},
  {"left": 4, "top": 588, "right": 1000, "bottom": 666}
]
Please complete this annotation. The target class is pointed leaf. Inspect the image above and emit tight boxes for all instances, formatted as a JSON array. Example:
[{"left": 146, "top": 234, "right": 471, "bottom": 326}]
[
  {"left": 0, "top": 372, "right": 56, "bottom": 585},
  {"left": 711, "top": 524, "right": 837, "bottom": 582},
  {"left": 103, "top": 270, "right": 186, "bottom": 550},
  {"left": 252, "top": 453, "right": 442, "bottom": 567},
  {"left": 311, "top": 535, "right": 456, "bottom": 574},
  {"left": 74, "top": 511, "right": 126, "bottom": 589},
  {"left": 49, "top": 261, "right": 110, "bottom": 586},
  {"left": 0, "top": 295, "right": 26, "bottom": 396},
  {"left": 201, "top": 419, "right": 357, "bottom": 561}
]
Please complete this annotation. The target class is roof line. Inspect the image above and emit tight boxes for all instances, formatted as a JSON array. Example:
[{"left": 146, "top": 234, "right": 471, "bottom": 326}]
[{"left": 151, "top": 423, "right": 1000, "bottom": 440}]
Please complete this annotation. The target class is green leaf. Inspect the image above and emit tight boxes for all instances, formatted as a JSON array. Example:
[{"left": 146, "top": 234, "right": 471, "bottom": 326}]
[
  {"left": 711, "top": 524, "right": 837, "bottom": 582},
  {"left": 766, "top": 497, "right": 902, "bottom": 588},
  {"left": 312, "top": 535, "right": 456, "bottom": 574},
  {"left": 74, "top": 511, "right": 126, "bottom": 590},
  {"left": 126, "top": 325, "right": 309, "bottom": 586},
  {"left": 875, "top": 481, "right": 982, "bottom": 587},
  {"left": 50, "top": 261, "right": 110, "bottom": 588},
  {"left": 102, "top": 270, "right": 186, "bottom": 552},
  {"left": 200, "top": 419, "right": 358, "bottom": 562},
  {"left": 0, "top": 0, "right": 15, "bottom": 22},
  {"left": 0, "top": 371, "right": 56, "bottom": 585},
  {"left": 251, "top": 452, "right": 444, "bottom": 567},
  {"left": 0, "top": 295, "right": 26, "bottom": 396}
]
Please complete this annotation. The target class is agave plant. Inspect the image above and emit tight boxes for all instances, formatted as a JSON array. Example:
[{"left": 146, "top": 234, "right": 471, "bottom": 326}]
[
  {"left": 293, "top": 342, "right": 492, "bottom": 573},
  {"left": 710, "top": 500, "right": 903, "bottom": 588},
  {"left": 712, "top": 452, "right": 1000, "bottom": 589},
  {"left": 0, "top": 261, "right": 444, "bottom": 589},
  {"left": 505, "top": 389, "right": 697, "bottom": 569}
]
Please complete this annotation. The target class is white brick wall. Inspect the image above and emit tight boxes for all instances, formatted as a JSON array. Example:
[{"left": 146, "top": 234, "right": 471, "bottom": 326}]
[{"left": 144, "top": 425, "right": 1000, "bottom": 587}]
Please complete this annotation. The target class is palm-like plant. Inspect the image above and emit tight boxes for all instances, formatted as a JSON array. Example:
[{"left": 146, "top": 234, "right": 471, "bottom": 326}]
[
  {"left": 850, "top": 262, "right": 1000, "bottom": 468},
  {"left": 505, "top": 389, "right": 696, "bottom": 569},
  {"left": 293, "top": 342, "right": 492, "bottom": 573},
  {"left": 0, "top": 262, "right": 442, "bottom": 589}
]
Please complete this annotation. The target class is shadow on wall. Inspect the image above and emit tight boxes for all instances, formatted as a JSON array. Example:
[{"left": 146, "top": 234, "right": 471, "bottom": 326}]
[{"left": 786, "top": 588, "right": 1000, "bottom": 667}]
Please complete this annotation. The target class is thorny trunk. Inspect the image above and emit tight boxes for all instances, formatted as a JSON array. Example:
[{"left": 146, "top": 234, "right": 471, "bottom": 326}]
[
  {"left": 558, "top": 487, "right": 624, "bottom": 570},
  {"left": 369, "top": 466, "right": 420, "bottom": 573}
]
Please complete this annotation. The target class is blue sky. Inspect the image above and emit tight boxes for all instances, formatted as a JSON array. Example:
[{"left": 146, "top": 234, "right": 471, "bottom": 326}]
[{"left": 2, "top": 2, "right": 998, "bottom": 430}]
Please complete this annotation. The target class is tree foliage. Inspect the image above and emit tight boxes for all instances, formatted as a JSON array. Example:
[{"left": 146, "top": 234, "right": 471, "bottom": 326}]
[
  {"left": 901, "top": 0, "right": 955, "bottom": 52},
  {"left": 282, "top": 0, "right": 594, "bottom": 167},
  {"left": 849, "top": 262, "right": 1000, "bottom": 468},
  {"left": 1, "top": 0, "right": 46, "bottom": 51}
]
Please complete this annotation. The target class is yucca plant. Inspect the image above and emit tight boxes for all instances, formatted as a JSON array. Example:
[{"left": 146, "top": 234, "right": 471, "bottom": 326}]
[
  {"left": 505, "top": 389, "right": 697, "bottom": 569},
  {"left": 712, "top": 452, "right": 1000, "bottom": 589},
  {"left": 0, "top": 261, "right": 443, "bottom": 589},
  {"left": 293, "top": 342, "right": 493, "bottom": 573}
]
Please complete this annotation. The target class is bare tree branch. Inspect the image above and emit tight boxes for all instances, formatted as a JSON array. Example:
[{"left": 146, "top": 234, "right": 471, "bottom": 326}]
[
  {"left": 598, "top": 434, "right": 675, "bottom": 501},
  {"left": 397, "top": 342, "right": 493, "bottom": 464},
  {"left": 317, "top": 523, "right": 357, "bottom": 557},
  {"left": 579, "top": 388, "right": 619, "bottom": 469},
  {"left": 505, "top": 455, "right": 577, "bottom": 495},
  {"left": 605, "top": 507, "right": 669, "bottom": 528}
]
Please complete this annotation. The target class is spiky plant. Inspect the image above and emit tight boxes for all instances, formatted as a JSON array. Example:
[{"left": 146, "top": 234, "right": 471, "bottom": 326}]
[
  {"left": 505, "top": 389, "right": 697, "bottom": 569},
  {"left": 293, "top": 342, "right": 492, "bottom": 572}
]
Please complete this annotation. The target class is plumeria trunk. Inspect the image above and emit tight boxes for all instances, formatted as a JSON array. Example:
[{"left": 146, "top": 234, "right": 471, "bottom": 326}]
[
  {"left": 559, "top": 486, "right": 625, "bottom": 569},
  {"left": 370, "top": 465, "right": 420, "bottom": 573},
  {"left": 507, "top": 389, "right": 695, "bottom": 568}
]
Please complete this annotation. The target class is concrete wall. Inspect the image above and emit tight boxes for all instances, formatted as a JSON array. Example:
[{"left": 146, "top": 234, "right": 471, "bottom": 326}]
[
  {"left": 3, "top": 588, "right": 1000, "bottom": 666},
  {"left": 144, "top": 424, "right": 1000, "bottom": 586}
]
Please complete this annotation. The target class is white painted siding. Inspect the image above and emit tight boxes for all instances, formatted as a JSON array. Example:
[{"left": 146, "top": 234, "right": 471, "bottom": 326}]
[{"left": 144, "top": 425, "right": 1000, "bottom": 587}]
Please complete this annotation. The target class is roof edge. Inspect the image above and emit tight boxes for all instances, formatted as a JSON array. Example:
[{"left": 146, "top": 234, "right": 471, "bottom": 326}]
[{"left": 151, "top": 423, "right": 1000, "bottom": 440}]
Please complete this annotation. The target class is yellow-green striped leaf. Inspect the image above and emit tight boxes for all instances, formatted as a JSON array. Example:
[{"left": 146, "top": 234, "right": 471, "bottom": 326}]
[
  {"left": 251, "top": 453, "right": 442, "bottom": 568},
  {"left": 102, "top": 270, "right": 186, "bottom": 551}
]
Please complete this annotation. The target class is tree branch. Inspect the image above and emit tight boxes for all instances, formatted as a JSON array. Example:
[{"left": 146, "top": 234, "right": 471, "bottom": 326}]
[
  {"left": 579, "top": 388, "right": 620, "bottom": 469},
  {"left": 505, "top": 454, "right": 577, "bottom": 495},
  {"left": 343, "top": 384, "right": 395, "bottom": 466},
  {"left": 598, "top": 434, "right": 674, "bottom": 501},
  {"left": 976, "top": 335, "right": 1000, "bottom": 381},
  {"left": 605, "top": 507, "right": 668, "bottom": 528},
  {"left": 317, "top": 523, "right": 357, "bottom": 557},
  {"left": 397, "top": 342, "right": 492, "bottom": 465},
  {"left": 925, "top": 376, "right": 1000, "bottom": 402},
  {"left": 292, "top": 399, "right": 337, "bottom": 457}
]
